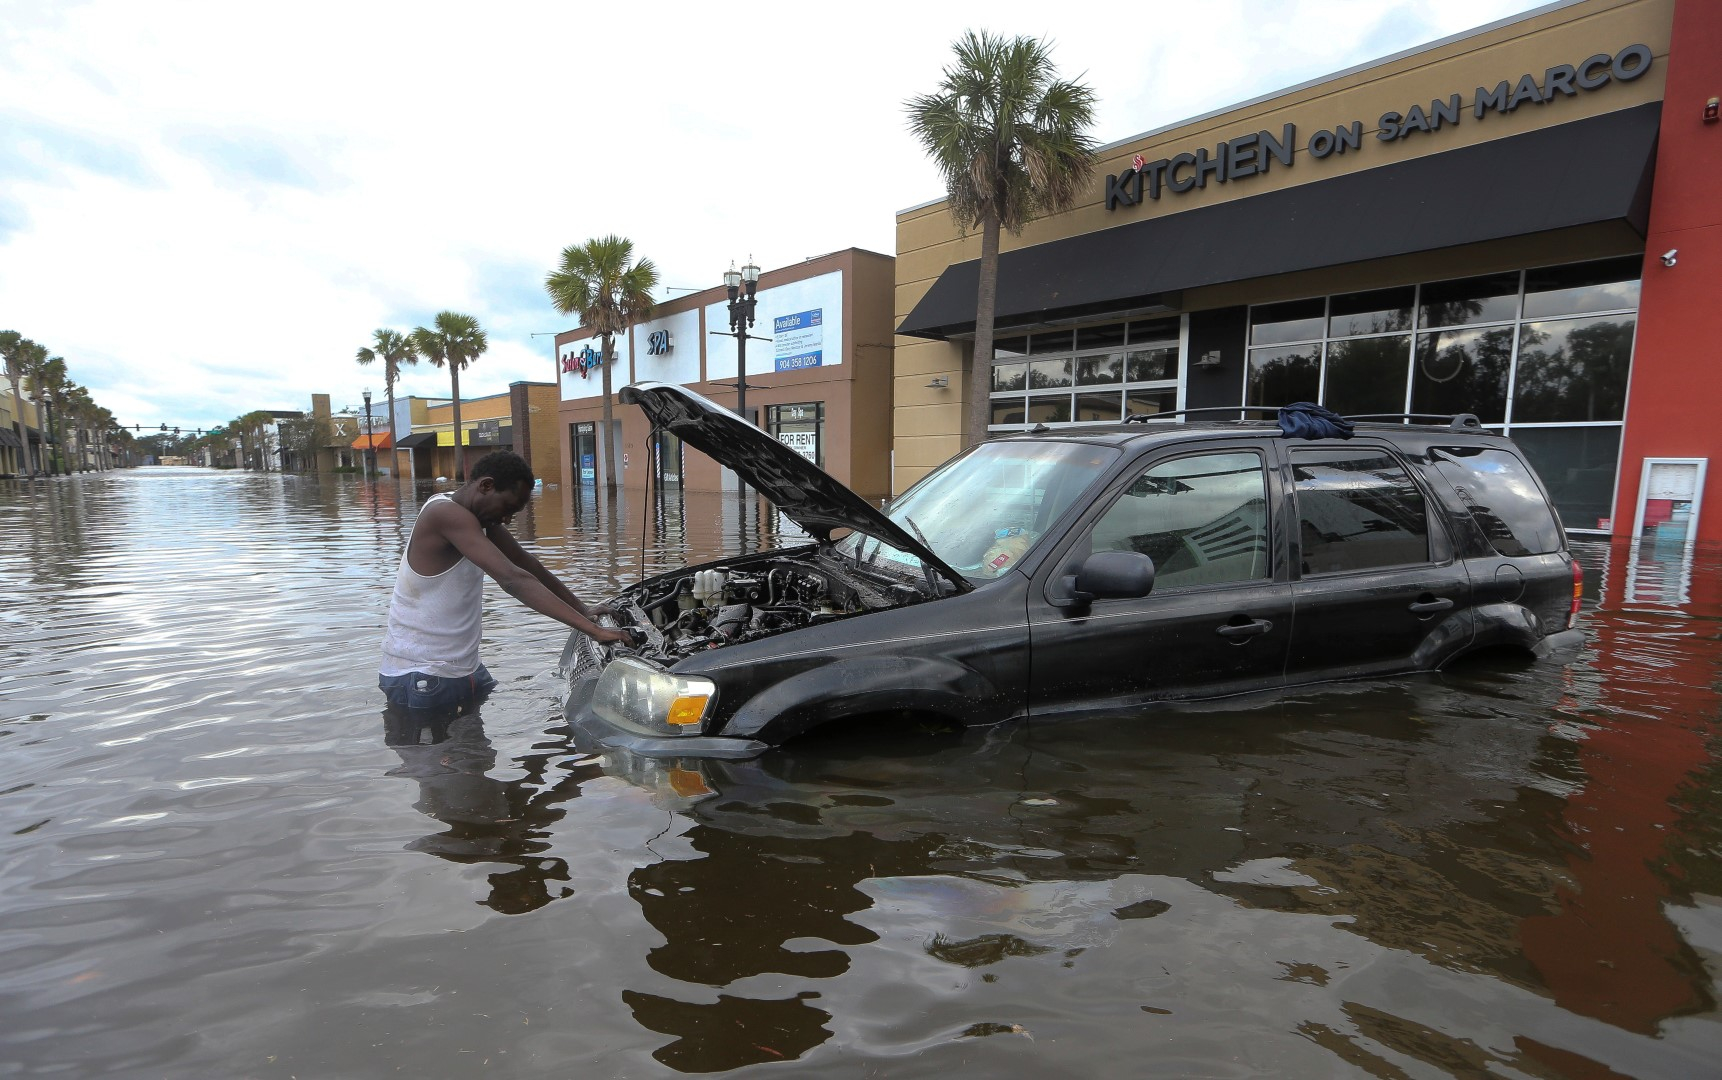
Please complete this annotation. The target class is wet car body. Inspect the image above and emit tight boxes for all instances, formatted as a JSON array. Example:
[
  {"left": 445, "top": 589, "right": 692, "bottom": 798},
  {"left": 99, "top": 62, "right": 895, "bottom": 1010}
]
[{"left": 561, "top": 382, "right": 1580, "bottom": 760}]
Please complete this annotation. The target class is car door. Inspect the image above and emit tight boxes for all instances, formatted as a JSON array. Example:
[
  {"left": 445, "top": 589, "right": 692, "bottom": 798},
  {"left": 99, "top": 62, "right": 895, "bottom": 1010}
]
[
  {"left": 1282, "top": 441, "right": 1473, "bottom": 683},
  {"left": 1027, "top": 445, "right": 1294, "bottom": 715}
]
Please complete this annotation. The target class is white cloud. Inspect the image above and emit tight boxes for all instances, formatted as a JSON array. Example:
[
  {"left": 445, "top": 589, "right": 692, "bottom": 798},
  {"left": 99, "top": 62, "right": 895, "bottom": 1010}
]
[{"left": 0, "top": 0, "right": 1549, "bottom": 428}]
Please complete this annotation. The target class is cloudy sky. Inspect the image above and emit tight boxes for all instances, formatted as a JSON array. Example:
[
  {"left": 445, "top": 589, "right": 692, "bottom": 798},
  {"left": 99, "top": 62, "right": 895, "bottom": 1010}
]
[{"left": 0, "top": 0, "right": 1550, "bottom": 432}]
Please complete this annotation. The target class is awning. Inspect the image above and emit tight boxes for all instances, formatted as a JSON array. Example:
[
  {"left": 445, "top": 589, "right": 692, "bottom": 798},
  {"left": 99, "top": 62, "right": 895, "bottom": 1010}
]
[
  {"left": 898, "top": 103, "right": 1661, "bottom": 339},
  {"left": 351, "top": 433, "right": 393, "bottom": 451},
  {"left": 396, "top": 432, "right": 438, "bottom": 450},
  {"left": 0, "top": 428, "right": 20, "bottom": 448}
]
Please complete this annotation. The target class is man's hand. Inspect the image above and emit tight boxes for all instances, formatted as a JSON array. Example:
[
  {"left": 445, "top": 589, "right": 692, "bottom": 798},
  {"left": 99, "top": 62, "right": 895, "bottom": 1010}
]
[{"left": 592, "top": 625, "right": 645, "bottom": 649}]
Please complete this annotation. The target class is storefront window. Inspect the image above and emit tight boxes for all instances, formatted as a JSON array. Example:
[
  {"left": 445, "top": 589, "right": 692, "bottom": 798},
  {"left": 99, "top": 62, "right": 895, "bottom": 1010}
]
[
  {"left": 990, "top": 319, "right": 1182, "bottom": 431},
  {"left": 1245, "top": 343, "right": 1319, "bottom": 407},
  {"left": 1512, "top": 315, "right": 1636, "bottom": 423},
  {"left": 1324, "top": 336, "right": 1410, "bottom": 416},
  {"left": 1417, "top": 272, "right": 1520, "bottom": 327},
  {"left": 1240, "top": 256, "right": 1639, "bottom": 533},
  {"left": 1522, "top": 256, "right": 1640, "bottom": 320}
]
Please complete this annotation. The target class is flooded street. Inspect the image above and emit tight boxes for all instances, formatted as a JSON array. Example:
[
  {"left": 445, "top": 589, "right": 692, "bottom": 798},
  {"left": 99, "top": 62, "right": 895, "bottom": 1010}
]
[{"left": 3, "top": 467, "right": 1721, "bottom": 1078}]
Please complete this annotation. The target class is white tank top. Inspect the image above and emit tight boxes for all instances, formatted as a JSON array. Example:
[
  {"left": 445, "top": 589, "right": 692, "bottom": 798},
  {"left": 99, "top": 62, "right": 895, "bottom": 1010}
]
[{"left": 379, "top": 493, "right": 486, "bottom": 677}]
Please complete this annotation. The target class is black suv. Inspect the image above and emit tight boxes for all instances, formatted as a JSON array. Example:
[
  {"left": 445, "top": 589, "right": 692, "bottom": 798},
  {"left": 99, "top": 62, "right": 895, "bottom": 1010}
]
[{"left": 560, "top": 383, "right": 1581, "bottom": 760}]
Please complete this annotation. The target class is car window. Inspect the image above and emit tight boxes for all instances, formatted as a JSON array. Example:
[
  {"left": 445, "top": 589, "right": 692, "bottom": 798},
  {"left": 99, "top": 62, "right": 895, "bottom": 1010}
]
[
  {"left": 841, "top": 440, "right": 1120, "bottom": 580},
  {"left": 1431, "top": 447, "right": 1563, "bottom": 556},
  {"left": 1292, "top": 448, "right": 1430, "bottom": 575},
  {"left": 1090, "top": 451, "right": 1270, "bottom": 589}
]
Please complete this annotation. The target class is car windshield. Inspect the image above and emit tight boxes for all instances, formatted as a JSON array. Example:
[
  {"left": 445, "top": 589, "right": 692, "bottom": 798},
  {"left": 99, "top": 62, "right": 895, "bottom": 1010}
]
[{"left": 837, "top": 440, "right": 1120, "bottom": 581}]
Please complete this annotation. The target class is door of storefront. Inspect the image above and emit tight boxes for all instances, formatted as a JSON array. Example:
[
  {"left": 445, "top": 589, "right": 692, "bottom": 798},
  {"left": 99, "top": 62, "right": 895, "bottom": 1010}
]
[
  {"left": 572, "top": 422, "right": 596, "bottom": 486},
  {"left": 656, "top": 430, "right": 683, "bottom": 488},
  {"left": 767, "top": 402, "right": 824, "bottom": 468}
]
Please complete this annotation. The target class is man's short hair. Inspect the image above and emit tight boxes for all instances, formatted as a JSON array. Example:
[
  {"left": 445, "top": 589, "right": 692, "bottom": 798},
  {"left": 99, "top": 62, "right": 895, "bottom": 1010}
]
[{"left": 471, "top": 451, "right": 534, "bottom": 490}]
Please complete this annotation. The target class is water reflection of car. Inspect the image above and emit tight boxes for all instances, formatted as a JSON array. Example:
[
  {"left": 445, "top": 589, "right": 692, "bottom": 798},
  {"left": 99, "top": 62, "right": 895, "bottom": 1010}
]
[{"left": 560, "top": 382, "right": 1581, "bottom": 760}]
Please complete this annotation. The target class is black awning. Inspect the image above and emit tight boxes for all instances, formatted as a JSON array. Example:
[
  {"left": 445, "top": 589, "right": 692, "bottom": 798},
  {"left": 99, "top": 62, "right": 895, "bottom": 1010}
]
[
  {"left": 0, "top": 428, "right": 20, "bottom": 448},
  {"left": 898, "top": 102, "right": 1661, "bottom": 339},
  {"left": 397, "top": 432, "right": 438, "bottom": 449}
]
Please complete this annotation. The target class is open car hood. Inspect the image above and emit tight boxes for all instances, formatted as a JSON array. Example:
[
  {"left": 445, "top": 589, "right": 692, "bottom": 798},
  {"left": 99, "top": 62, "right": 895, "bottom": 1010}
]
[{"left": 620, "top": 381, "right": 971, "bottom": 593}]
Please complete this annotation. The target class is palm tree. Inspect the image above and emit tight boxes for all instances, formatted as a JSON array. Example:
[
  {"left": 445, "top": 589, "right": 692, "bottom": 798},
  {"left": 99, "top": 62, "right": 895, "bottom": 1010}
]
[
  {"left": 907, "top": 31, "right": 1098, "bottom": 448},
  {"left": 355, "top": 328, "right": 416, "bottom": 466},
  {"left": 410, "top": 312, "right": 488, "bottom": 482},
  {"left": 545, "top": 236, "right": 658, "bottom": 492}
]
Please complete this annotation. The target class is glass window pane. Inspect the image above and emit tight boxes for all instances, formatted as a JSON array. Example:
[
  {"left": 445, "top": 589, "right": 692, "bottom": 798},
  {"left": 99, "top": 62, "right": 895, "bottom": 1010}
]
[
  {"left": 992, "top": 363, "right": 1027, "bottom": 392},
  {"left": 1292, "top": 449, "right": 1430, "bottom": 574},
  {"left": 990, "top": 362, "right": 1027, "bottom": 393},
  {"left": 1091, "top": 452, "right": 1269, "bottom": 588},
  {"left": 1075, "top": 353, "right": 1124, "bottom": 385},
  {"left": 1026, "top": 395, "right": 1072, "bottom": 424},
  {"left": 1128, "top": 317, "right": 1180, "bottom": 346},
  {"left": 1250, "top": 298, "right": 1326, "bottom": 345},
  {"left": 1126, "top": 347, "right": 1178, "bottom": 382},
  {"left": 1329, "top": 286, "right": 1414, "bottom": 336},
  {"left": 1028, "top": 358, "right": 1072, "bottom": 388},
  {"left": 1126, "top": 388, "right": 1177, "bottom": 418},
  {"left": 1506, "top": 426, "right": 1621, "bottom": 531},
  {"left": 990, "top": 398, "right": 1026, "bottom": 427},
  {"left": 1076, "top": 323, "right": 1127, "bottom": 350},
  {"left": 1410, "top": 327, "right": 1512, "bottom": 424},
  {"left": 1432, "top": 446, "right": 1563, "bottom": 556},
  {"left": 1246, "top": 344, "right": 1320, "bottom": 407},
  {"left": 1511, "top": 315, "right": 1635, "bottom": 423},
  {"left": 1323, "top": 336, "right": 1410, "bottom": 418},
  {"left": 1074, "top": 391, "right": 1122, "bottom": 422},
  {"left": 993, "top": 336, "right": 1028, "bottom": 360},
  {"left": 1523, "top": 257, "right": 1641, "bottom": 319},
  {"left": 1418, "top": 272, "right": 1520, "bottom": 327},
  {"left": 1027, "top": 330, "right": 1074, "bottom": 355}
]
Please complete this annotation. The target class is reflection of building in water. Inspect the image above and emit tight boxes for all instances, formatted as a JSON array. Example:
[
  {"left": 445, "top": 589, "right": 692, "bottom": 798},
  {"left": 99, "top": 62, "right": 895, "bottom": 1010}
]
[{"left": 383, "top": 708, "right": 597, "bottom": 915}]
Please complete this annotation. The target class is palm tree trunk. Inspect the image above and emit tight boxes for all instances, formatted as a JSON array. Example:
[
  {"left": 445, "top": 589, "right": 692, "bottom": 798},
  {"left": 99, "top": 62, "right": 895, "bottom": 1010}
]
[
  {"left": 965, "top": 212, "right": 1002, "bottom": 449},
  {"left": 384, "top": 378, "right": 398, "bottom": 481},
  {"left": 450, "top": 366, "right": 465, "bottom": 482},
  {"left": 600, "top": 332, "right": 618, "bottom": 492}
]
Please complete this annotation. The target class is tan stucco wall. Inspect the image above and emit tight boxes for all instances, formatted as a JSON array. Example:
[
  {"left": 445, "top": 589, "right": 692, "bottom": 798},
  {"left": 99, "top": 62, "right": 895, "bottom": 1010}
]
[{"left": 892, "top": 0, "right": 1675, "bottom": 492}]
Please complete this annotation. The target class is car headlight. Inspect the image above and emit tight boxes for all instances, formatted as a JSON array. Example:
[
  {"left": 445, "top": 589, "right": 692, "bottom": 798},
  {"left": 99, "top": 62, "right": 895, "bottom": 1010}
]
[{"left": 591, "top": 656, "right": 716, "bottom": 737}]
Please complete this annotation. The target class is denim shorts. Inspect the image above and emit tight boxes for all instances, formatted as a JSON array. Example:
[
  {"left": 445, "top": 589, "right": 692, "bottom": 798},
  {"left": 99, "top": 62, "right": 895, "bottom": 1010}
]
[{"left": 379, "top": 664, "right": 497, "bottom": 714}]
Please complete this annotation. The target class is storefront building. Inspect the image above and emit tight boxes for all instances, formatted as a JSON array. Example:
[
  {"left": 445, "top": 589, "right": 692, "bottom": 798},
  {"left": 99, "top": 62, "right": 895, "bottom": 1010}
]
[
  {"left": 400, "top": 382, "right": 562, "bottom": 485},
  {"left": 555, "top": 248, "right": 896, "bottom": 500},
  {"left": 895, "top": 0, "right": 1721, "bottom": 543}
]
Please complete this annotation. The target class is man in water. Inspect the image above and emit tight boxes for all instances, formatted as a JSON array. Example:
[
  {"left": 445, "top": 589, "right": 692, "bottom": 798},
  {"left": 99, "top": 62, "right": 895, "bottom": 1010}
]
[{"left": 379, "top": 450, "right": 637, "bottom": 714}]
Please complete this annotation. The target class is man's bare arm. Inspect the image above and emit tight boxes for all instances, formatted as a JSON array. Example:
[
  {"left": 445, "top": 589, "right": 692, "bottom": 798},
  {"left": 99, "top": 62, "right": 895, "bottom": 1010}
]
[
  {"left": 434, "top": 506, "right": 627, "bottom": 643},
  {"left": 488, "top": 525, "right": 608, "bottom": 619}
]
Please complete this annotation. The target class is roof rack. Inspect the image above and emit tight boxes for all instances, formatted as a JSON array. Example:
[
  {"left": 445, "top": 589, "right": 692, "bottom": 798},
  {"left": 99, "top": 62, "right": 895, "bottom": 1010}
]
[
  {"left": 1341, "top": 412, "right": 1485, "bottom": 431},
  {"left": 1122, "top": 406, "right": 1279, "bottom": 424}
]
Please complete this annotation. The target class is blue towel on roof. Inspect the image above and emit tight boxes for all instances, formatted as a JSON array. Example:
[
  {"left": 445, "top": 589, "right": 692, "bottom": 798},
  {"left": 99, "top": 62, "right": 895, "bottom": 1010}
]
[{"left": 1277, "top": 402, "right": 1354, "bottom": 440}]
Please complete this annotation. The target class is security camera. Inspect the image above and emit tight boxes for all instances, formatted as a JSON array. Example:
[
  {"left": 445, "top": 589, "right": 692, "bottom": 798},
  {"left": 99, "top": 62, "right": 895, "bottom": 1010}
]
[{"left": 1661, "top": 249, "right": 1678, "bottom": 267}]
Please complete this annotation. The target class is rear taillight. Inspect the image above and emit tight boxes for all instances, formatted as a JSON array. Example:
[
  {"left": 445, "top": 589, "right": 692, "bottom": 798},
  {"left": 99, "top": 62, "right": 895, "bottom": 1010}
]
[{"left": 1567, "top": 557, "right": 1583, "bottom": 628}]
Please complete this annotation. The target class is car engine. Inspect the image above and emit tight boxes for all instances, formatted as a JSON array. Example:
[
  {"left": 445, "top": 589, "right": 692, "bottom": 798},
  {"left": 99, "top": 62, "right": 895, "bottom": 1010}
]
[{"left": 610, "top": 550, "right": 927, "bottom": 664}]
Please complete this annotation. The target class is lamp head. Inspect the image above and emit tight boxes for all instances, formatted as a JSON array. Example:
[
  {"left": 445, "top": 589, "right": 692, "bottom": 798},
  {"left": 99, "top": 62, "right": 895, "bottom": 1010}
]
[{"left": 723, "top": 264, "right": 742, "bottom": 291}]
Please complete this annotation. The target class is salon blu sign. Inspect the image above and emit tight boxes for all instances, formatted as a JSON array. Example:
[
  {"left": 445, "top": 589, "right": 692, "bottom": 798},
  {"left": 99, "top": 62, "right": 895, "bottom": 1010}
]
[{"left": 1104, "top": 43, "right": 1653, "bottom": 212}]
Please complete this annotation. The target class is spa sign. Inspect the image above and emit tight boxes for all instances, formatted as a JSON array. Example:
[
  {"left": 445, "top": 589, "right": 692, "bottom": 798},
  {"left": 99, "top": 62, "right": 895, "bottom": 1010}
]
[{"left": 1105, "top": 43, "right": 1653, "bottom": 212}]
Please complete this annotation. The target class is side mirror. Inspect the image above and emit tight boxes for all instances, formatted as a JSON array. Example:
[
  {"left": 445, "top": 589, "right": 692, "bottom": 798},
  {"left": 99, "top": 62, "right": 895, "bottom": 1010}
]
[{"left": 1050, "top": 550, "right": 1156, "bottom": 611}]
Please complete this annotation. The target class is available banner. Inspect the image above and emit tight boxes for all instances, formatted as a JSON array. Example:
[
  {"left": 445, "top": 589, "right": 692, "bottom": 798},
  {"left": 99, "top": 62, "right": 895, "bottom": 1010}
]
[{"left": 773, "top": 309, "right": 822, "bottom": 371}]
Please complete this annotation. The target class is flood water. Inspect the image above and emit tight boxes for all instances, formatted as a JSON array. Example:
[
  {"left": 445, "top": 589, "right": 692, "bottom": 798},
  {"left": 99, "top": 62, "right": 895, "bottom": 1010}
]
[{"left": 3, "top": 467, "right": 1721, "bottom": 1078}]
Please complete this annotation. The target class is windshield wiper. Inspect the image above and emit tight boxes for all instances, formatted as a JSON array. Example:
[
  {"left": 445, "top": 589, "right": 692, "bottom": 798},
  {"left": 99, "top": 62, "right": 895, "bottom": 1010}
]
[{"left": 902, "top": 515, "right": 941, "bottom": 595}]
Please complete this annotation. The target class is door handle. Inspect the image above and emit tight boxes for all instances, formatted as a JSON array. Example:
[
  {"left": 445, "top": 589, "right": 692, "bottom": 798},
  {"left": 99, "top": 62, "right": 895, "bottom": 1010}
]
[
  {"left": 1408, "top": 596, "right": 1455, "bottom": 614},
  {"left": 1216, "top": 618, "right": 1273, "bottom": 639}
]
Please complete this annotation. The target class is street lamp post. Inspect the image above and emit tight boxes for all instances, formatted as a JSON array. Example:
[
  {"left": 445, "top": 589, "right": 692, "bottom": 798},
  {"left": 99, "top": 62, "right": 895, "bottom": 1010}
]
[
  {"left": 362, "top": 389, "right": 375, "bottom": 480},
  {"left": 724, "top": 258, "right": 761, "bottom": 424}
]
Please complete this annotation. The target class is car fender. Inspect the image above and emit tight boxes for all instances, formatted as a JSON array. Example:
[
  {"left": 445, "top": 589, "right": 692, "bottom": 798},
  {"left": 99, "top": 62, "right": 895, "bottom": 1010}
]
[
  {"left": 1455, "top": 602, "right": 1545, "bottom": 655},
  {"left": 723, "top": 655, "right": 1009, "bottom": 743}
]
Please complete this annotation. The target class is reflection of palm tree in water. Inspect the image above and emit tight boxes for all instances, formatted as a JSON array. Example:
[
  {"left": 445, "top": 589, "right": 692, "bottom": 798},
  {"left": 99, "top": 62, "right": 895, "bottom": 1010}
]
[{"left": 382, "top": 703, "right": 599, "bottom": 915}]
